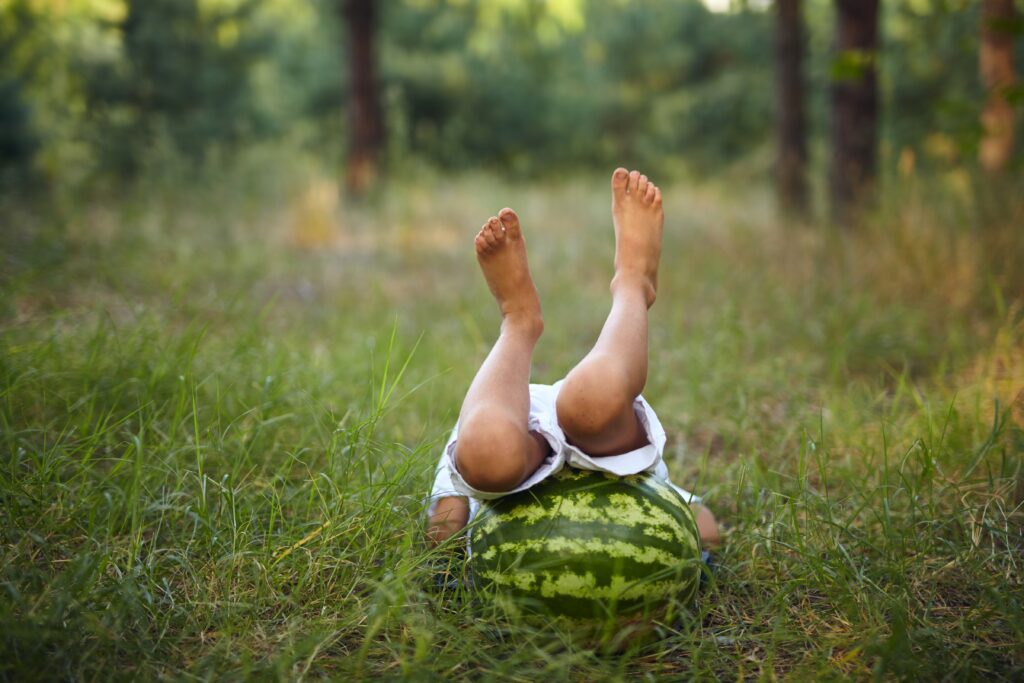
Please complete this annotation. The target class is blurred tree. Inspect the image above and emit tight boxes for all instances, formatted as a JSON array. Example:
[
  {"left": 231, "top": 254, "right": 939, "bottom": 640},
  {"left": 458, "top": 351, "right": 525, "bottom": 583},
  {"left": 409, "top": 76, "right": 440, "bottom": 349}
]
[
  {"left": 776, "top": 0, "right": 808, "bottom": 217},
  {"left": 979, "top": 0, "right": 1017, "bottom": 172},
  {"left": 342, "top": 0, "right": 383, "bottom": 194},
  {"left": 829, "top": 0, "right": 879, "bottom": 225}
]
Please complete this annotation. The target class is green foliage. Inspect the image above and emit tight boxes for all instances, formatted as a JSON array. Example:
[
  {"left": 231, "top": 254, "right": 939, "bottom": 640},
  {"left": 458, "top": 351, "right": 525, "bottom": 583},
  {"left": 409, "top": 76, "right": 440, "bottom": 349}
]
[
  {"left": 383, "top": 0, "right": 774, "bottom": 175},
  {"left": 0, "top": 3, "right": 39, "bottom": 185},
  {"left": 881, "top": 1, "right": 985, "bottom": 164},
  {"left": 2, "top": 0, "right": 1020, "bottom": 188},
  {"left": 0, "top": 77, "right": 38, "bottom": 186},
  {"left": 0, "top": 3, "right": 53, "bottom": 186},
  {"left": 85, "top": 0, "right": 275, "bottom": 174}
]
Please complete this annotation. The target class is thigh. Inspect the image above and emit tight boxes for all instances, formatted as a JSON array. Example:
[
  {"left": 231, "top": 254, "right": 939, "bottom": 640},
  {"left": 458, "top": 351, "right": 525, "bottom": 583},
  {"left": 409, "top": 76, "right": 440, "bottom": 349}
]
[{"left": 567, "top": 408, "right": 649, "bottom": 456}]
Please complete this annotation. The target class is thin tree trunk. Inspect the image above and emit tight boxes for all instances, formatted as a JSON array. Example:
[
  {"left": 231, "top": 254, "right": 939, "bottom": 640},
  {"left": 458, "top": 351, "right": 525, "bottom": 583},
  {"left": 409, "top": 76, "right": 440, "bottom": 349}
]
[
  {"left": 343, "top": 0, "right": 383, "bottom": 194},
  {"left": 829, "top": 0, "right": 879, "bottom": 226},
  {"left": 979, "top": 0, "right": 1017, "bottom": 173},
  {"left": 776, "top": 0, "right": 808, "bottom": 218}
]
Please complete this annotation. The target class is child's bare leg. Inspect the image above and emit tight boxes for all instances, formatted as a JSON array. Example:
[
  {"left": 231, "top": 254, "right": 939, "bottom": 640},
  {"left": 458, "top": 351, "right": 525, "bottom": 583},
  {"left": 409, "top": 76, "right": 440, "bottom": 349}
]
[
  {"left": 556, "top": 168, "right": 663, "bottom": 456},
  {"left": 453, "top": 209, "right": 549, "bottom": 495},
  {"left": 692, "top": 504, "right": 721, "bottom": 547},
  {"left": 428, "top": 496, "right": 470, "bottom": 545}
]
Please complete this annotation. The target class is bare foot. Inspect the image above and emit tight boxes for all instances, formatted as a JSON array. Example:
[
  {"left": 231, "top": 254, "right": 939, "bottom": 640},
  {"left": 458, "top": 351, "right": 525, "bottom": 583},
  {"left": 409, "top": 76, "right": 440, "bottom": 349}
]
[
  {"left": 610, "top": 167, "right": 663, "bottom": 308},
  {"left": 475, "top": 208, "right": 543, "bottom": 337}
]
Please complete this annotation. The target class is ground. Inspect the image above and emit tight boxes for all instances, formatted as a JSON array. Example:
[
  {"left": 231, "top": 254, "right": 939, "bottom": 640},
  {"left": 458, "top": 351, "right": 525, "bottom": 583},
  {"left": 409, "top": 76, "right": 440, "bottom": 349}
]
[{"left": 1, "top": 165, "right": 1022, "bottom": 679}]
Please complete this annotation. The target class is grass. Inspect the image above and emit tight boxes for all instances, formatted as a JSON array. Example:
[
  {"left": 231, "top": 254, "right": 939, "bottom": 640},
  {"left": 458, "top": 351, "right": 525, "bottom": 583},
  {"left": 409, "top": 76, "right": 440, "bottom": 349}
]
[{"left": 1, "top": 162, "right": 1022, "bottom": 680}]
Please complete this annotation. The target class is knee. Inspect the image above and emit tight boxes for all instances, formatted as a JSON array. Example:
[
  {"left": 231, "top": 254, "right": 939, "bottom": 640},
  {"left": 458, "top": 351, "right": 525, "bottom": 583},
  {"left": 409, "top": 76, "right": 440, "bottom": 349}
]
[
  {"left": 556, "top": 370, "right": 633, "bottom": 442},
  {"left": 454, "top": 418, "right": 528, "bottom": 493}
]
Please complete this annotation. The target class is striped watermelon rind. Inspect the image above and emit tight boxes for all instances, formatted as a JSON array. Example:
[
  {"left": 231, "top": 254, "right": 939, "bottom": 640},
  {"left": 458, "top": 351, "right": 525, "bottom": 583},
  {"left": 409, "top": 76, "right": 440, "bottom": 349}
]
[{"left": 469, "top": 467, "right": 702, "bottom": 620}]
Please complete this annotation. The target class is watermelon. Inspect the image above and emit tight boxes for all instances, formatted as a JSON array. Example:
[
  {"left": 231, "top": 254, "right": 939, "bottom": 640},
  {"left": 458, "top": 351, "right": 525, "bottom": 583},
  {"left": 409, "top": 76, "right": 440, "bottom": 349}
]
[{"left": 469, "top": 467, "right": 702, "bottom": 620}]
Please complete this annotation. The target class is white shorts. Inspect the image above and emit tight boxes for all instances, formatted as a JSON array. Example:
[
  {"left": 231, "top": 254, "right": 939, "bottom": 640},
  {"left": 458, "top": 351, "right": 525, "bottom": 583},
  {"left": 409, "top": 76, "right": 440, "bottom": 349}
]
[{"left": 428, "top": 380, "right": 699, "bottom": 522}]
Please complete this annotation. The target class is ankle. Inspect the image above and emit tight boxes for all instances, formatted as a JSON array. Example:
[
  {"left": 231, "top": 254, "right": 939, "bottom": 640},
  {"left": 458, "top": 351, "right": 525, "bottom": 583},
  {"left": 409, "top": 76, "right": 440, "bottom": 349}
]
[
  {"left": 610, "top": 272, "right": 656, "bottom": 308},
  {"left": 501, "top": 311, "right": 544, "bottom": 340}
]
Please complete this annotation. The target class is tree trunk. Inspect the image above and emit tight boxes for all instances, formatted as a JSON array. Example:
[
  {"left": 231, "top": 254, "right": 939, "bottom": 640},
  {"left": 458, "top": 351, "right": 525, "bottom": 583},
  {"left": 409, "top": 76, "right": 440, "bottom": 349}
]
[
  {"left": 829, "top": 0, "right": 879, "bottom": 226},
  {"left": 343, "top": 0, "right": 383, "bottom": 194},
  {"left": 776, "top": 0, "right": 808, "bottom": 218},
  {"left": 979, "top": 0, "right": 1017, "bottom": 173}
]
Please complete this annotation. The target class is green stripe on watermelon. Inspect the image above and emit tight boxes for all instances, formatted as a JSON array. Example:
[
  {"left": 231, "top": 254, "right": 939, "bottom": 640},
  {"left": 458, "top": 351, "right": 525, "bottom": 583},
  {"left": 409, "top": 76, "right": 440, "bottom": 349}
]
[
  {"left": 473, "top": 545, "right": 701, "bottom": 608},
  {"left": 473, "top": 518, "right": 690, "bottom": 563},
  {"left": 476, "top": 567, "right": 698, "bottom": 619},
  {"left": 479, "top": 566, "right": 697, "bottom": 601},
  {"left": 475, "top": 518, "right": 692, "bottom": 561},
  {"left": 477, "top": 536, "right": 690, "bottom": 569},
  {"left": 479, "top": 485, "right": 697, "bottom": 546}
]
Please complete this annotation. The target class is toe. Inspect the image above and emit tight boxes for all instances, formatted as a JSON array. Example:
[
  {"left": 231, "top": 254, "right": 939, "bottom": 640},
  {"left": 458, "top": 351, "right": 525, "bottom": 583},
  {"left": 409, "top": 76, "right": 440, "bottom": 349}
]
[
  {"left": 498, "top": 208, "right": 521, "bottom": 239},
  {"left": 637, "top": 174, "right": 649, "bottom": 197},
  {"left": 475, "top": 233, "right": 488, "bottom": 254},
  {"left": 628, "top": 170, "right": 641, "bottom": 194},
  {"left": 488, "top": 217, "right": 506, "bottom": 243},
  {"left": 482, "top": 219, "right": 499, "bottom": 246},
  {"left": 653, "top": 187, "right": 662, "bottom": 207},
  {"left": 611, "top": 167, "right": 629, "bottom": 199},
  {"left": 644, "top": 183, "right": 657, "bottom": 204}
]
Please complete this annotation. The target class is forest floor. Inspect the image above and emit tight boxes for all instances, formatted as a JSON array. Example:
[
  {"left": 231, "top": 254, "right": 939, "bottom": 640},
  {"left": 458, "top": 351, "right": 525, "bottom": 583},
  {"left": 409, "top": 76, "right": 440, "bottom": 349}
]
[{"left": 1, "top": 165, "right": 1022, "bottom": 680}]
